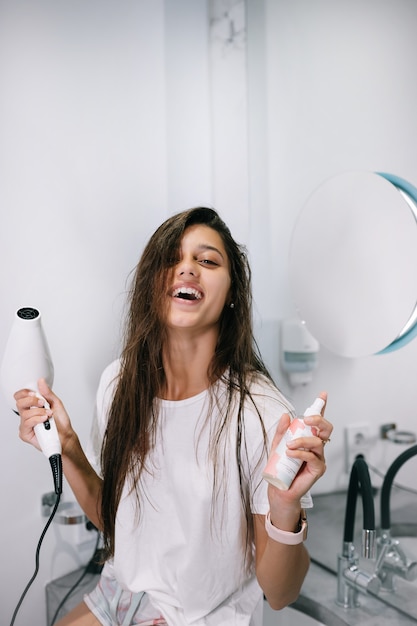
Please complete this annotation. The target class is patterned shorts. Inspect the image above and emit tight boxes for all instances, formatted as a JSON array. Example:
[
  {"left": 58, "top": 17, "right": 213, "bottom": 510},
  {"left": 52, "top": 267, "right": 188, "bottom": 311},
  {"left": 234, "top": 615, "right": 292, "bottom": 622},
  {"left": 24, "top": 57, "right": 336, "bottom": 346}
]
[{"left": 84, "top": 575, "right": 167, "bottom": 626}]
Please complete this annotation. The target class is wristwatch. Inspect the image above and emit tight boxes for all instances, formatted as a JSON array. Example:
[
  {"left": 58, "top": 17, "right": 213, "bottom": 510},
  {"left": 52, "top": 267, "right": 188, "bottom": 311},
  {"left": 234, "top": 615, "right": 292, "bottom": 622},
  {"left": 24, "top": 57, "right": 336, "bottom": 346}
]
[{"left": 265, "top": 510, "right": 308, "bottom": 545}]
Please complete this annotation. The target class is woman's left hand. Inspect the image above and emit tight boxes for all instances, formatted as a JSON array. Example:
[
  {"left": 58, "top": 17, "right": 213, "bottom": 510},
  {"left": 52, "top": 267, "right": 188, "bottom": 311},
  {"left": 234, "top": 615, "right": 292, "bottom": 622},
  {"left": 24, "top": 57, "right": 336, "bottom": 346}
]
[{"left": 267, "top": 392, "right": 332, "bottom": 519}]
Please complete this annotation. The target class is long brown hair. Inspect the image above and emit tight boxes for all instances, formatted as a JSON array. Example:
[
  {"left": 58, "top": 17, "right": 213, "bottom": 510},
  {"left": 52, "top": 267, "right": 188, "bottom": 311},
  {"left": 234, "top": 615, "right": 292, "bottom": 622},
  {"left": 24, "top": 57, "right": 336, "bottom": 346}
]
[{"left": 100, "top": 207, "right": 276, "bottom": 558}]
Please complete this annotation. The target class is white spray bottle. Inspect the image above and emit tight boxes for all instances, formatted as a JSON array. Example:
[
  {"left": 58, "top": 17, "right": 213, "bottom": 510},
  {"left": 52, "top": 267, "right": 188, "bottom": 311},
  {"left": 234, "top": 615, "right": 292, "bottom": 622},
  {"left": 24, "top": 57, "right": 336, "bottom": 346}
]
[
  {"left": 0, "top": 307, "right": 62, "bottom": 493},
  {"left": 263, "top": 397, "right": 325, "bottom": 491}
]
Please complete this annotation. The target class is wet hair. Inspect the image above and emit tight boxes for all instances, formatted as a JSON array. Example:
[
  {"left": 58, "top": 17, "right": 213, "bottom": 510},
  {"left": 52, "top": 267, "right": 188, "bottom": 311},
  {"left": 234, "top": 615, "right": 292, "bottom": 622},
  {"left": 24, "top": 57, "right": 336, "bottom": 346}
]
[{"left": 100, "top": 207, "right": 276, "bottom": 560}]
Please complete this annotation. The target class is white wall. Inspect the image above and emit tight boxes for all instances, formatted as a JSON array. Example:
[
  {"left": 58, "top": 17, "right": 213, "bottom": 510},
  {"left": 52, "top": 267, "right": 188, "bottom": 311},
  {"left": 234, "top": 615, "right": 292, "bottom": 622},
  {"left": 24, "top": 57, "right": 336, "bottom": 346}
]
[
  {"left": 0, "top": 1, "right": 227, "bottom": 623},
  {"left": 1, "top": 0, "right": 417, "bottom": 623},
  {"left": 247, "top": 0, "right": 417, "bottom": 494}
]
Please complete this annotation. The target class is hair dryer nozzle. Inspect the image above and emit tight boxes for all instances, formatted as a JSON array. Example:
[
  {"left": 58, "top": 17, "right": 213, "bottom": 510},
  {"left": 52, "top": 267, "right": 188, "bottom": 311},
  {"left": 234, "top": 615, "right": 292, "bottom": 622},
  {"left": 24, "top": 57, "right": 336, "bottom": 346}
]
[{"left": 0, "top": 307, "right": 54, "bottom": 409}]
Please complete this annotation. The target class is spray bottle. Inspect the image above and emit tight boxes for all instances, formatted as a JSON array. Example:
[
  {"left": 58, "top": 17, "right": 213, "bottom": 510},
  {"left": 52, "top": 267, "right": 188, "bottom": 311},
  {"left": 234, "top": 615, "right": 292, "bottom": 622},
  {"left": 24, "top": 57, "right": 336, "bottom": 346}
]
[{"left": 263, "top": 397, "right": 325, "bottom": 490}]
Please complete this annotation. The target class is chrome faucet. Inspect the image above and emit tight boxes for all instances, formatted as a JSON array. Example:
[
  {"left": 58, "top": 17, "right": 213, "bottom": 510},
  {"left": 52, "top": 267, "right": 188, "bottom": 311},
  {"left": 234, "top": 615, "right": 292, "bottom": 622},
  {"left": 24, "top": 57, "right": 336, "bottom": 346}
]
[
  {"left": 375, "top": 444, "right": 417, "bottom": 591},
  {"left": 337, "top": 455, "right": 381, "bottom": 608}
]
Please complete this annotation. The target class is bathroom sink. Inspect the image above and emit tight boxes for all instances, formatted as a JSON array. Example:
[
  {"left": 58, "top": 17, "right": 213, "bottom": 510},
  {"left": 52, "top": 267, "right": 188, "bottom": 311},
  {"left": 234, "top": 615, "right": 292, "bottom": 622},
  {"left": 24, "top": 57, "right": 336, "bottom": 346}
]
[
  {"left": 389, "top": 534, "right": 417, "bottom": 580},
  {"left": 375, "top": 527, "right": 417, "bottom": 621},
  {"left": 389, "top": 523, "right": 417, "bottom": 571},
  {"left": 398, "top": 536, "right": 417, "bottom": 554},
  {"left": 263, "top": 595, "right": 349, "bottom": 626},
  {"left": 390, "top": 523, "right": 417, "bottom": 538}
]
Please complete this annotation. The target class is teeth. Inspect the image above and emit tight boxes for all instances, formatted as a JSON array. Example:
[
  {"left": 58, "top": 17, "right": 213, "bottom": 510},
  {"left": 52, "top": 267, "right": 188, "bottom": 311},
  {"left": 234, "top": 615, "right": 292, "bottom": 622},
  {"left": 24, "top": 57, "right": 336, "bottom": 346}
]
[{"left": 172, "top": 287, "right": 202, "bottom": 300}]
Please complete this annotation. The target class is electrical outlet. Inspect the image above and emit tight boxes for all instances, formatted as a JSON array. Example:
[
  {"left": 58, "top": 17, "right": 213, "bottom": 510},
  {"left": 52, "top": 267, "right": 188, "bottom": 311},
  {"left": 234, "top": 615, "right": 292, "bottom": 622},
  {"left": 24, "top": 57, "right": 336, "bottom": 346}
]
[{"left": 344, "top": 423, "right": 371, "bottom": 472}]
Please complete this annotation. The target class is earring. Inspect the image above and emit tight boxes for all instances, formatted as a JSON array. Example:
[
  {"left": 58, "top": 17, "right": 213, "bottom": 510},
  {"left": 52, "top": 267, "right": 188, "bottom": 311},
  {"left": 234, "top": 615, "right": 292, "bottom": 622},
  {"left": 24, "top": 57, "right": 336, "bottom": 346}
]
[{"left": 229, "top": 303, "right": 235, "bottom": 309}]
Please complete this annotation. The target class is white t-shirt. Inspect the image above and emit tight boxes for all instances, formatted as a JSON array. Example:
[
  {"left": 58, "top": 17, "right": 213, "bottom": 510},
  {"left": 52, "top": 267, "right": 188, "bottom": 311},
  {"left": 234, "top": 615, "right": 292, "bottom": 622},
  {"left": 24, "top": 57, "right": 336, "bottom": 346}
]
[{"left": 88, "top": 360, "right": 293, "bottom": 626}]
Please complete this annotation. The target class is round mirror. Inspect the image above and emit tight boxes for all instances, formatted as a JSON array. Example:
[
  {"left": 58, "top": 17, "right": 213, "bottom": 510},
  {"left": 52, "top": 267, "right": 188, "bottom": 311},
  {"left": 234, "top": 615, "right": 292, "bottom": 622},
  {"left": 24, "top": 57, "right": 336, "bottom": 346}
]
[{"left": 289, "top": 171, "right": 417, "bottom": 358}]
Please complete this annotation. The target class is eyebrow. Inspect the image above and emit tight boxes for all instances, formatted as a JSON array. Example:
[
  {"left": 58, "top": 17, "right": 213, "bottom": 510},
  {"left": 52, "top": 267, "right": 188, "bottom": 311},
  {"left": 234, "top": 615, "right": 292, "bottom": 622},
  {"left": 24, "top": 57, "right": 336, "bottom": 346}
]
[{"left": 196, "top": 244, "right": 225, "bottom": 260}]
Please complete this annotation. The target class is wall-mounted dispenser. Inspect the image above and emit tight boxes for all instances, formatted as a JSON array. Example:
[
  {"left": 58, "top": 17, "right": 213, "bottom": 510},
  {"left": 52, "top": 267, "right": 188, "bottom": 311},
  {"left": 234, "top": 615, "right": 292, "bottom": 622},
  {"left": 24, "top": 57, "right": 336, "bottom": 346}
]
[{"left": 280, "top": 318, "right": 319, "bottom": 386}]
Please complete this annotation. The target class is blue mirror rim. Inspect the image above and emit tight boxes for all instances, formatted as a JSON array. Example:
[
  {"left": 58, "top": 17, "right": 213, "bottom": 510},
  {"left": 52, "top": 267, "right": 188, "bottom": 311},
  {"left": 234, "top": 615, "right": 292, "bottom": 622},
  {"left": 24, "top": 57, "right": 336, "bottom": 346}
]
[{"left": 376, "top": 172, "right": 417, "bottom": 354}]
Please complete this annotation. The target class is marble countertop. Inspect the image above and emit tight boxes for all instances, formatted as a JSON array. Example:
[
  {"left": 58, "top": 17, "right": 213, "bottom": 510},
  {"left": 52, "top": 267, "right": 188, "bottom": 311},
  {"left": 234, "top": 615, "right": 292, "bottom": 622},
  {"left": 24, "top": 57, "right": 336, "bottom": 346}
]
[
  {"left": 297, "top": 561, "right": 417, "bottom": 625},
  {"left": 47, "top": 488, "right": 417, "bottom": 625},
  {"left": 294, "top": 489, "right": 417, "bottom": 624}
]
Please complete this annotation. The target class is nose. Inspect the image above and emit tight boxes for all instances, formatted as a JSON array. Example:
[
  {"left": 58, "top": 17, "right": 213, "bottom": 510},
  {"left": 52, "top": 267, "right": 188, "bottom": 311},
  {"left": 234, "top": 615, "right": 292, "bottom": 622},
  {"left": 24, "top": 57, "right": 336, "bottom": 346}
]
[{"left": 176, "top": 256, "right": 199, "bottom": 277}]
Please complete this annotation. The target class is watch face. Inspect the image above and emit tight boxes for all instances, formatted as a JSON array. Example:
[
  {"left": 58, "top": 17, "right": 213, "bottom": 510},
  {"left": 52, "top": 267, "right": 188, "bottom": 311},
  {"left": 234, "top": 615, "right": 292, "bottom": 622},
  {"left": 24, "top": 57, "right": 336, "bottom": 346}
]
[
  {"left": 301, "top": 510, "right": 308, "bottom": 540},
  {"left": 302, "top": 519, "right": 308, "bottom": 541}
]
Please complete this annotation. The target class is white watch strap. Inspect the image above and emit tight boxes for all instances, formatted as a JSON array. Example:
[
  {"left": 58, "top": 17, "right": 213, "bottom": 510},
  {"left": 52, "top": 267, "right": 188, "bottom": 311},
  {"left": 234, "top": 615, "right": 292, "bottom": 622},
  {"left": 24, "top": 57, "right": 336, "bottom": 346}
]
[{"left": 265, "top": 511, "right": 307, "bottom": 545}]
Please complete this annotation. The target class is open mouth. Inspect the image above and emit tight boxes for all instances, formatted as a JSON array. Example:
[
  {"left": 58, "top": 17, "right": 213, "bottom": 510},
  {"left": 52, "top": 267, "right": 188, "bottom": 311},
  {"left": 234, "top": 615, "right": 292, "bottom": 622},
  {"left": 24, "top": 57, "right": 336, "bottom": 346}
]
[{"left": 172, "top": 287, "right": 203, "bottom": 301}]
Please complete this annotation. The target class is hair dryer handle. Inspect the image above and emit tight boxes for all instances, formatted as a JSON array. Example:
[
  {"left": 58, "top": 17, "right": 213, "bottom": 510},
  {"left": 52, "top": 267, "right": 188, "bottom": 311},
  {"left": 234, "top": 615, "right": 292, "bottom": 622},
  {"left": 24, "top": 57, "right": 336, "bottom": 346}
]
[{"left": 34, "top": 418, "right": 62, "bottom": 458}]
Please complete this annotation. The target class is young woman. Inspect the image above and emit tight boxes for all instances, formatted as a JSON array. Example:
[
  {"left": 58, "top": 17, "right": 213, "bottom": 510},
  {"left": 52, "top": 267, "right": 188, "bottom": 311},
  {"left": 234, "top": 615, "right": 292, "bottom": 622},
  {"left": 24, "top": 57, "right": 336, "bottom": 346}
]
[{"left": 15, "top": 207, "right": 332, "bottom": 626}]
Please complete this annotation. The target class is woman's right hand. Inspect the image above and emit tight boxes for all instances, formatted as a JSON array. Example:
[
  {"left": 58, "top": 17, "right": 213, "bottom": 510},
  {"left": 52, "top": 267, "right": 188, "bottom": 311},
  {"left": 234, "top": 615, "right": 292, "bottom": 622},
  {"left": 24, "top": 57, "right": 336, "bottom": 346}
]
[{"left": 14, "top": 378, "right": 72, "bottom": 453}]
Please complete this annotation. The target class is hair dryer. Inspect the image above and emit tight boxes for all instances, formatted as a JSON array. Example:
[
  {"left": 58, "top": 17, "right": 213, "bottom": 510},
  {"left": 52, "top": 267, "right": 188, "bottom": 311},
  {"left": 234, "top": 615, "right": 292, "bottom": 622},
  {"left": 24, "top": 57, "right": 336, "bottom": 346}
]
[{"left": 0, "top": 307, "right": 62, "bottom": 493}]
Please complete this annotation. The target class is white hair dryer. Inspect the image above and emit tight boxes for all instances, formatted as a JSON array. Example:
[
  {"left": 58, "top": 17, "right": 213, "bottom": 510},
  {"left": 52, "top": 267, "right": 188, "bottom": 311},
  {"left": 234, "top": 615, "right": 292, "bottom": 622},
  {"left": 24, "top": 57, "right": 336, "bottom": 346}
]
[{"left": 0, "top": 307, "right": 62, "bottom": 493}]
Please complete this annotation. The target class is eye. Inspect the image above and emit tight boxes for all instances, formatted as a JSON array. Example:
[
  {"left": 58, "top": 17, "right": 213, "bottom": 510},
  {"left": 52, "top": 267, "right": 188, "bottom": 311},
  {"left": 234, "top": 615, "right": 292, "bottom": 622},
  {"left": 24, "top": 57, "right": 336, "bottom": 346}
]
[{"left": 198, "top": 258, "right": 219, "bottom": 267}]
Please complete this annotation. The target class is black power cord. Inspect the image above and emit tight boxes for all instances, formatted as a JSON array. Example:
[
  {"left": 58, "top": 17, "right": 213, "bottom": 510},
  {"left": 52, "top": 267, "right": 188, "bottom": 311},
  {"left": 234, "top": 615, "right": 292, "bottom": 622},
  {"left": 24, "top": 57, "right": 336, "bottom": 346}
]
[{"left": 9, "top": 492, "right": 61, "bottom": 626}]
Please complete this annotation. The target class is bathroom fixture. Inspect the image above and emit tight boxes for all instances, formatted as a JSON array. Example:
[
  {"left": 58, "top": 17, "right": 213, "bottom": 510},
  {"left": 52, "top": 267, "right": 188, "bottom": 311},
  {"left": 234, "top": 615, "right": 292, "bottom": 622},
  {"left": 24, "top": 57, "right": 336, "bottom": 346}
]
[
  {"left": 377, "top": 174, "right": 417, "bottom": 354},
  {"left": 380, "top": 423, "right": 416, "bottom": 445},
  {"left": 42, "top": 492, "right": 88, "bottom": 525},
  {"left": 280, "top": 318, "right": 319, "bottom": 386},
  {"left": 289, "top": 171, "right": 417, "bottom": 358},
  {"left": 42, "top": 491, "right": 59, "bottom": 517},
  {"left": 375, "top": 444, "right": 417, "bottom": 591},
  {"left": 337, "top": 455, "right": 381, "bottom": 608}
]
